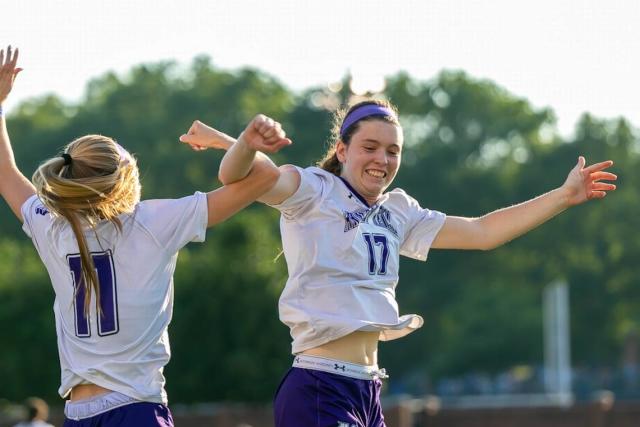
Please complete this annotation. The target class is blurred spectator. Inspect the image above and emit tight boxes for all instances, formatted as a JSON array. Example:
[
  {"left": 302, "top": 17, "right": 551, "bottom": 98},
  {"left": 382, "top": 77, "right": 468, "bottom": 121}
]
[{"left": 13, "top": 397, "right": 54, "bottom": 427}]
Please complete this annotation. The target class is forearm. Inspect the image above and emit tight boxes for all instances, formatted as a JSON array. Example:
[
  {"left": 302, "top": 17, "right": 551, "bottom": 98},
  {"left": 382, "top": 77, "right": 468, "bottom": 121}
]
[
  {"left": 218, "top": 137, "right": 279, "bottom": 185},
  {"left": 212, "top": 130, "right": 235, "bottom": 151},
  {"left": 477, "top": 187, "right": 571, "bottom": 249},
  {"left": 0, "top": 111, "right": 18, "bottom": 172},
  {"left": 218, "top": 137, "right": 257, "bottom": 184},
  {"left": 0, "top": 110, "right": 35, "bottom": 220}
]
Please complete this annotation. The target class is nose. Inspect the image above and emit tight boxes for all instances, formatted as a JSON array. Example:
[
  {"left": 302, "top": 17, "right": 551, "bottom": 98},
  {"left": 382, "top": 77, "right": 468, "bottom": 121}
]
[{"left": 374, "top": 150, "right": 389, "bottom": 165}]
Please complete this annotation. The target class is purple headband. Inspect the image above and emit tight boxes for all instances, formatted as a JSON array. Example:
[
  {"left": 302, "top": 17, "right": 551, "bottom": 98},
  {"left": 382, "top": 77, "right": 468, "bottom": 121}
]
[{"left": 339, "top": 104, "right": 397, "bottom": 138}]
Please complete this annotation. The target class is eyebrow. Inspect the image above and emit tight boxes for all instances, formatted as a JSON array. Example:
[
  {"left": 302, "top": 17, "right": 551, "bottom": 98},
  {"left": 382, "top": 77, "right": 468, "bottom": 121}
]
[{"left": 362, "top": 138, "right": 402, "bottom": 149}]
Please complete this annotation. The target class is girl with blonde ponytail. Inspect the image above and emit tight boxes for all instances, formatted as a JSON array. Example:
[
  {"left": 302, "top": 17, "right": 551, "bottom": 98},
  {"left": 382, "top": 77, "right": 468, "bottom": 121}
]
[
  {"left": 0, "top": 47, "right": 291, "bottom": 427},
  {"left": 32, "top": 135, "right": 141, "bottom": 317}
]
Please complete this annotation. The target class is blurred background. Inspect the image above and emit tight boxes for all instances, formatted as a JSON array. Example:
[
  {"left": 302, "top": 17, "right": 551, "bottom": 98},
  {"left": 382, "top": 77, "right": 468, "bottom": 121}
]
[{"left": 1, "top": 1, "right": 639, "bottom": 426}]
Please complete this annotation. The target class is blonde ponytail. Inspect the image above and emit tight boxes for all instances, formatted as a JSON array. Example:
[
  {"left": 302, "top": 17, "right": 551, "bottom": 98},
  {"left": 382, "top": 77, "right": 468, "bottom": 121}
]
[{"left": 33, "top": 135, "right": 141, "bottom": 315}]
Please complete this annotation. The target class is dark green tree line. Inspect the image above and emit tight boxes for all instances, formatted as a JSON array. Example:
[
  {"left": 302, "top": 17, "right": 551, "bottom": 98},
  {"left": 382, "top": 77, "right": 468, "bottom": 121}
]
[{"left": 0, "top": 59, "right": 637, "bottom": 403}]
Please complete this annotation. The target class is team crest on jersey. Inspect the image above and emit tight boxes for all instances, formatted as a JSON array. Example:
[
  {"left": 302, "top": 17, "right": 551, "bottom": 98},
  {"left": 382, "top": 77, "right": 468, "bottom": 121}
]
[
  {"left": 35, "top": 206, "right": 49, "bottom": 216},
  {"left": 343, "top": 206, "right": 398, "bottom": 237}
]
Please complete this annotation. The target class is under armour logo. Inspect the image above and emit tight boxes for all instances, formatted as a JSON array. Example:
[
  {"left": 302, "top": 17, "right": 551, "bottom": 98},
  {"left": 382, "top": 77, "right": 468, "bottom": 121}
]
[
  {"left": 334, "top": 364, "right": 346, "bottom": 372},
  {"left": 295, "top": 357, "right": 300, "bottom": 363},
  {"left": 348, "top": 194, "right": 353, "bottom": 199},
  {"left": 35, "top": 207, "right": 49, "bottom": 216}
]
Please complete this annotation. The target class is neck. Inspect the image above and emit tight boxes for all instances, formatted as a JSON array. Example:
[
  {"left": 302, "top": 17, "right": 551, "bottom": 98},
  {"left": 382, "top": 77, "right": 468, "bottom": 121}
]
[{"left": 338, "top": 175, "right": 380, "bottom": 207}]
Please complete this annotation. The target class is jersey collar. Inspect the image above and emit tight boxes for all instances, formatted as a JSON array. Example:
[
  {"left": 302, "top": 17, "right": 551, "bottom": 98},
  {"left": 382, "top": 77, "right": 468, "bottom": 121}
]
[{"left": 338, "top": 176, "right": 375, "bottom": 208}]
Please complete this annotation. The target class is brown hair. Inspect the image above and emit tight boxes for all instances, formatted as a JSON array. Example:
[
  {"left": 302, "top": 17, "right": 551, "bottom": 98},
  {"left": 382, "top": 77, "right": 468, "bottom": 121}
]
[
  {"left": 32, "top": 135, "right": 141, "bottom": 315},
  {"left": 317, "top": 98, "right": 400, "bottom": 176}
]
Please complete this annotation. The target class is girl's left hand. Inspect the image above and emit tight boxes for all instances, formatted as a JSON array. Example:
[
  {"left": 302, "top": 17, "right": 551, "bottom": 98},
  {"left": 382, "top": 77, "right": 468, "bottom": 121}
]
[{"left": 561, "top": 156, "right": 617, "bottom": 206}]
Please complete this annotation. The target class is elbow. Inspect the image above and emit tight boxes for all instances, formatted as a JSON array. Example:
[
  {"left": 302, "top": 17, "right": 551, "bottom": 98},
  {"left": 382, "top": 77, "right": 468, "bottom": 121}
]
[
  {"left": 478, "top": 237, "right": 512, "bottom": 251},
  {"left": 218, "top": 170, "right": 231, "bottom": 185},
  {"left": 479, "top": 241, "right": 499, "bottom": 251},
  {"left": 472, "top": 219, "right": 502, "bottom": 251},
  {"left": 264, "top": 165, "right": 281, "bottom": 189},
  {"left": 251, "top": 162, "right": 280, "bottom": 193}
]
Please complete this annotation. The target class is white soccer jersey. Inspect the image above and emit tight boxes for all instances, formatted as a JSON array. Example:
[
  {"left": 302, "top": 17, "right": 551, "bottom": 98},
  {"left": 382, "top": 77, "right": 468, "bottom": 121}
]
[
  {"left": 271, "top": 167, "right": 447, "bottom": 354},
  {"left": 21, "top": 192, "right": 208, "bottom": 404}
]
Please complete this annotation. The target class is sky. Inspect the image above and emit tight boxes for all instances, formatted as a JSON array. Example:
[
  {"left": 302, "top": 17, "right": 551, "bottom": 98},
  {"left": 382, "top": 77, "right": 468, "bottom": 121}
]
[{"left": 3, "top": 0, "right": 639, "bottom": 136}]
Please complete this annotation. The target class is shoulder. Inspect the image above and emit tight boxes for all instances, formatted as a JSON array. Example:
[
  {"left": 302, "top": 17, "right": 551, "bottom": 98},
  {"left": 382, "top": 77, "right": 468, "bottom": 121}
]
[
  {"left": 134, "top": 192, "right": 207, "bottom": 216},
  {"left": 385, "top": 187, "right": 421, "bottom": 208},
  {"left": 21, "top": 194, "right": 50, "bottom": 218},
  {"left": 384, "top": 188, "right": 445, "bottom": 221},
  {"left": 297, "top": 166, "right": 338, "bottom": 182}
]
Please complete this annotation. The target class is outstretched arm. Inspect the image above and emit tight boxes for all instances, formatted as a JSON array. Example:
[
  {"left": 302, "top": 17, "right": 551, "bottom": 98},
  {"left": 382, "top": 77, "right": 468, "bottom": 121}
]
[
  {"left": 432, "top": 157, "right": 617, "bottom": 250},
  {"left": 0, "top": 46, "right": 35, "bottom": 222}
]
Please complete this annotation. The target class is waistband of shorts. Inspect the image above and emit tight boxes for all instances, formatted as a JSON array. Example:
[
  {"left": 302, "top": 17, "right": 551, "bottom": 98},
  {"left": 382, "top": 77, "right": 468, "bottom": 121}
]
[
  {"left": 64, "top": 391, "right": 139, "bottom": 420},
  {"left": 293, "top": 354, "right": 389, "bottom": 380}
]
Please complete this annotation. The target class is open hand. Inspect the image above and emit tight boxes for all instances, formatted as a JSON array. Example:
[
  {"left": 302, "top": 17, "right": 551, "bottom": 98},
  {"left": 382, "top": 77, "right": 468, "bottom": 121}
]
[
  {"left": 238, "top": 114, "right": 292, "bottom": 154},
  {"left": 562, "top": 156, "right": 617, "bottom": 206},
  {"left": 0, "top": 46, "right": 23, "bottom": 105}
]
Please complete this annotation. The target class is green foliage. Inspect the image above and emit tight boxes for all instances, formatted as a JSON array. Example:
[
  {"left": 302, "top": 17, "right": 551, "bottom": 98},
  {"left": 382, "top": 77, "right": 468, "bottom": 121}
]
[
  {"left": 169, "top": 209, "right": 290, "bottom": 402},
  {"left": 1, "top": 59, "right": 638, "bottom": 403},
  {"left": 0, "top": 240, "right": 58, "bottom": 401}
]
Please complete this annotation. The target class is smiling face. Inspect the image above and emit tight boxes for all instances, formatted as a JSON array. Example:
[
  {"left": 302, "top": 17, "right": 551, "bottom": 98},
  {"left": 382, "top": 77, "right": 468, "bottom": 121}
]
[{"left": 336, "top": 119, "right": 403, "bottom": 205}]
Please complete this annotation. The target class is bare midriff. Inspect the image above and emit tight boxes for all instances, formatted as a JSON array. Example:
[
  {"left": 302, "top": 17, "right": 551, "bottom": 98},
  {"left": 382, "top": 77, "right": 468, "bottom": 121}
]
[
  {"left": 70, "top": 383, "right": 113, "bottom": 401},
  {"left": 301, "top": 330, "right": 380, "bottom": 365}
]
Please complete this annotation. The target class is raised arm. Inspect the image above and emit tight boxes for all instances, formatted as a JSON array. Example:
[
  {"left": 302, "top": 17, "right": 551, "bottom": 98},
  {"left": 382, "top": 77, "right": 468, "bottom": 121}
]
[
  {"left": 432, "top": 156, "right": 617, "bottom": 250},
  {"left": 0, "top": 46, "right": 35, "bottom": 222},
  {"left": 181, "top": 115, "right": 294, "bottom": 227},
  {"left": 180, "top": 118, "right": 301, "bottom": 206}
]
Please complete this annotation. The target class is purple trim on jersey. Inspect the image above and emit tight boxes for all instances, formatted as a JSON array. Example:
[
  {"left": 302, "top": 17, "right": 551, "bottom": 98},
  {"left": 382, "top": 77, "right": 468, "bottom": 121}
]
[
  {"left": 63, "top": 402, "right": 173, "bottom": 427},
  {"left": 274, "top": 367, "right": 386, "bottom": 427},
  {"left": 340, "top": 105, "right": 396, "bottom": 138},
  {"left": 338, "top": 176, "right": 373, "bottom": 208}
]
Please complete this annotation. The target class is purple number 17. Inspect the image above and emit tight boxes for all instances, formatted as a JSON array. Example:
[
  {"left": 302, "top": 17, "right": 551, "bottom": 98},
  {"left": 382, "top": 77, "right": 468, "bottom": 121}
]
[
  {"left": 363, "top": 233, "right": 389, "bottom": 275},
  {"left": 68, "top": 250, "right": 119, "bottom": 338}
]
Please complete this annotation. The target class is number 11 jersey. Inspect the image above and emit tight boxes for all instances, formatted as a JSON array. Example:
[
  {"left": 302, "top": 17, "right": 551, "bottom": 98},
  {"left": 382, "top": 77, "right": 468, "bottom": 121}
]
[{"left": 21, "top": 192, "right": 208, "bottom": 404}]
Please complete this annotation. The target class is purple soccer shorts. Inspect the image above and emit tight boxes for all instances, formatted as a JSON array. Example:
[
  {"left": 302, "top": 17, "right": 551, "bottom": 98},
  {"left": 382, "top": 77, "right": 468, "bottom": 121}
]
[
  {"left": 63, "top": 401, "right": 173, "bottom": 427},
  {"left": 274, "top": 367, "right": 386, "bottom": 427}
]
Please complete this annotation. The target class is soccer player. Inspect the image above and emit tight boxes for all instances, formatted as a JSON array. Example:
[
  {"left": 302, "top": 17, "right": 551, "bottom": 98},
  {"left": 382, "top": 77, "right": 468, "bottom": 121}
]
[
  {"left": 185, "top": 98, "right": 617, "bottom": 426},
  {"left": 0, "top": 46, "right": 290, "bottom": 426}
]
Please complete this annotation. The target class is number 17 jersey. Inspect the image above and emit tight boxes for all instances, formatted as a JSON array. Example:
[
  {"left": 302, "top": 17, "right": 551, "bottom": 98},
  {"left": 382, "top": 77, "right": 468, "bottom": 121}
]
[{"left": 271, "top": 167, "right": 446, "bottom": 354}]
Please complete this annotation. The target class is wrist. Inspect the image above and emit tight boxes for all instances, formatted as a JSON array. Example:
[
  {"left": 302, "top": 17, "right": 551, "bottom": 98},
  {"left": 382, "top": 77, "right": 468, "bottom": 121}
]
[
  {"left": 236, "top": 133, "right": 256, "bottom": 154},
  {"left": 555, "top": 186, "right": 573, "bottom": 209}
]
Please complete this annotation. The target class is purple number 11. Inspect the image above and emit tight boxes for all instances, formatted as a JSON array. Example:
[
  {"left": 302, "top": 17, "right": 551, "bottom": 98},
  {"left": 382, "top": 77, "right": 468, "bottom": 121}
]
[{"left": 68, "top": 250, "right": 119, "bottom": 338}]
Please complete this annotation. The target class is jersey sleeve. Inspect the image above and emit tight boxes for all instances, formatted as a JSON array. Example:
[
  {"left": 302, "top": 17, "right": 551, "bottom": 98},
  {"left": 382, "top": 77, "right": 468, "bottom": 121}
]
[
  {"left": 21, "top": 194, "right": 54, "bottom": 253},
  {"left": 136, "top": 191, "right": 208, "bottom": 253},
  {"left": 268, "top": 166, "right": 329, "bottom": 220},
  {"left": 399, "top": 192, "right": 446, "bottom": 261}
]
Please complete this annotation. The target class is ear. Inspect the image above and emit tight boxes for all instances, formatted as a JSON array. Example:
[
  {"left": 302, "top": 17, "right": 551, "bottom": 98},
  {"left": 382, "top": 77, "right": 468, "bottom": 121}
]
[{"left": 335, "top": 140, "right": 348, "bottom": 163}]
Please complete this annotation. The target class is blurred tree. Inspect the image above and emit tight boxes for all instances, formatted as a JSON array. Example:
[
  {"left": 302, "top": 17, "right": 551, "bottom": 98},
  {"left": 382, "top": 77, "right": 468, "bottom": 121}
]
[{"left": 0, "top": 61, "right": 637, "bottom": 403}]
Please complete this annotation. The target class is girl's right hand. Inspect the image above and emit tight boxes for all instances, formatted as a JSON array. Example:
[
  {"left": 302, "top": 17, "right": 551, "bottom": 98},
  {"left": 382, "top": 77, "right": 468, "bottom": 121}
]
[
  {"left": 0, "top": 46, "right": 23, "bottom": 105},
  {"left": 238, "top": 114, "right": 292, "bottom": 154}
]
